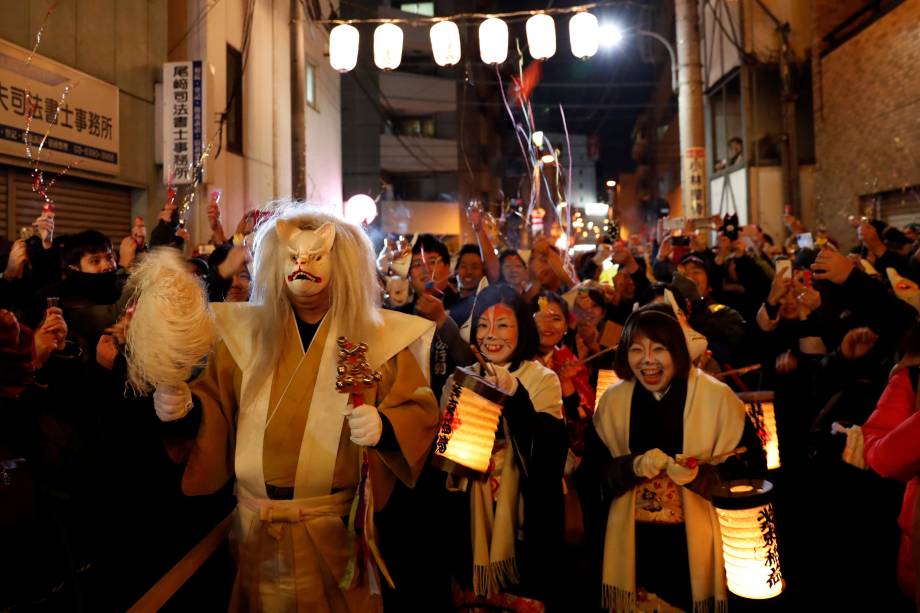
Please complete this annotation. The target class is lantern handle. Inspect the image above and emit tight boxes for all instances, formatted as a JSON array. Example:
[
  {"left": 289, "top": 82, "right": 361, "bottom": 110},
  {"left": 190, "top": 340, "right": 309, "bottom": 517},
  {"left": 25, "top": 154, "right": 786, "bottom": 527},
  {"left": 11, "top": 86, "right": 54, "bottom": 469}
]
[{"left": 470, "top": 345, "right": 496, "bottom": 377}]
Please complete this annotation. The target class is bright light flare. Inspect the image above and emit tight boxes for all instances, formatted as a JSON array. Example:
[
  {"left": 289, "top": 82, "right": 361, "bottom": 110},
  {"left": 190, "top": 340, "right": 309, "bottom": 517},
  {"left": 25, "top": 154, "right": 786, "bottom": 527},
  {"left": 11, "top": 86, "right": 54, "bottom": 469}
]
[{"left": 599, "top": 24, "right": 624, "bottom": 47}]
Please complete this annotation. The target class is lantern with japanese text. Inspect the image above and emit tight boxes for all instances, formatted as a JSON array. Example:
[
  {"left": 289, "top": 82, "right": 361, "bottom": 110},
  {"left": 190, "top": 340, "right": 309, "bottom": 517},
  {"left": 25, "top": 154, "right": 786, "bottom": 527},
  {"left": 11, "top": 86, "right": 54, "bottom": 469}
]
[
  {"left": 738, "top": 391, "right": 780, "bottom": 470},
  {"left": 479, "top": 17, "right": 508, "bottom": 65},
  {"left": 713, "top": 479, "right": 785, "bottom": 599},
  {"left": 430, "top": 20, "right": 461, "bottom": 67},
  {"left": 374, "top": 23, "right": 403, "bottom": 71},
  {"left": 595, "top": 369, "right": 621, "bottom": 410},
  {"left": 569, "top": 12, "right": 599, "bottom": 59},
  {"left": 329, "top": 24, "right": 359, "bottom": 73},
  {"left": 434, "top": 367, "right": 509, "bottom": 474},
  {"left": 526, "top": 14, "right": 556, "bottom": 60}
]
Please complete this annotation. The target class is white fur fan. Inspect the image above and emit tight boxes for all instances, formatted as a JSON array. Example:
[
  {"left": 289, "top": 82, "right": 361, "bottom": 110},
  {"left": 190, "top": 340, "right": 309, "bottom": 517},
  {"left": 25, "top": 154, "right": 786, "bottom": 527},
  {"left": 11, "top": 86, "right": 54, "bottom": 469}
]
[{"left": 125, "top": 248, "right": 217, "bottom": 393}]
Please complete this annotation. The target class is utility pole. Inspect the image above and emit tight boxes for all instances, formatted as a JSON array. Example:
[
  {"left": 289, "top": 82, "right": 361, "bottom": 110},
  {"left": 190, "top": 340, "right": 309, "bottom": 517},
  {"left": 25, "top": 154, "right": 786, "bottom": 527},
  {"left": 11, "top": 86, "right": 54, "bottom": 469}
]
[
  {"left": 290, "top": 0, "right": 307, "bottom": 200},
  {"left": 674, "top": 0, "right": 707, "bottom": 217},
  {"left": 778, "top": 24, "right": 801, "bottom": 217}
]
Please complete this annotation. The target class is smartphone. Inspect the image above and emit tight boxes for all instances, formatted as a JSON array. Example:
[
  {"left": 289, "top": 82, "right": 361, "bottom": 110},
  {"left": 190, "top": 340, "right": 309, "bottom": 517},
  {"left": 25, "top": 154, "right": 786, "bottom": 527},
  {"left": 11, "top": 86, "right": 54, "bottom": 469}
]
[
  {"left": 796, "top": 233, "right": 815, "bottom": 249},
  {"left": 775, "top": 257, "right": 792, "bottom": 280},
  {"left": 671, "top": 235, "right": 690, "bottom": 263}
]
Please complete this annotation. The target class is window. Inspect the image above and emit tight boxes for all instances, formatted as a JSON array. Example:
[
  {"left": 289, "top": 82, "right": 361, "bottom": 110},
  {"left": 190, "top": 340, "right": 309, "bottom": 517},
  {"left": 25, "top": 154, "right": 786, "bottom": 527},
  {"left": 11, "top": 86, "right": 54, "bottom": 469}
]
[
  {"left": 399, "top": 2, "right": 434, "bottom": 16},
  {"left": 226, "top": 45, "right": 244, "bottom": 154},
  {"left": 306, "top": 63, "right": 317, "bottom": 110},
  {"left": 708, "top": 70, "right": 742, "bottom": 173},
  {"left": 390, "top": 116, "right": 436, "bottom": 138}
]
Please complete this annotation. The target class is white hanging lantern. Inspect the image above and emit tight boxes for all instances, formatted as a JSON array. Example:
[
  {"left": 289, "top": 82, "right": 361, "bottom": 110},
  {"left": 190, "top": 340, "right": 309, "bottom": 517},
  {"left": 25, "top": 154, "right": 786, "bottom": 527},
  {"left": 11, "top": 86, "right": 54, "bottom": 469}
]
[
  {"left": 479, "top": 17, "right": 508, "bottom": 65},
  {"left": 374, "top": 23, "right": 403, "bottom": 71},
  {"left": 569, "top": 12, "right": 599, "bottom": 59},
  {"left": 713, "top": 480, "right": 785, "bottom": 600},
  {"left": 526, "top": 13, "right": 556, "bottom": 60},
  {"left": 430, "top": 20, "right": 461, "bottom": 67},
  {"left": 595, "top": 369, "right": 621, "bottom": 411},
  {"left": 329, "top": 24, "right": 359, "bottom": 73},
  {"left": 434, "top": 367, "right": 509, "bottom": 473},
  {"left": 739, "top": 391, "right": 781, "bottom": 470}
]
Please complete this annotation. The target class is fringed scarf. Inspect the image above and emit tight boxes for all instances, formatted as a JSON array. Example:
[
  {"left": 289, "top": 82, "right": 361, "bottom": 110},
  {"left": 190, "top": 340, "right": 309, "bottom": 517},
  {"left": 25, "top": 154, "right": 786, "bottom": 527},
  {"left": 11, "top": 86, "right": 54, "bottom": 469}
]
[
  {"left": 594, "top": 368, "right": 744, "bottom": 613},
  {"left": 466, "top": 360, "right": 564, "bottom": 596}
]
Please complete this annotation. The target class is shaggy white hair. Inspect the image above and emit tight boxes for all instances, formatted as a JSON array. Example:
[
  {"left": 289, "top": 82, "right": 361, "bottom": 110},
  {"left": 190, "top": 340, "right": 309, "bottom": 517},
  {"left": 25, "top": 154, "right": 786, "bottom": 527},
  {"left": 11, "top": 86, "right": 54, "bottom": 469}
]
[
  {"left": 248, "top": 201, "right": 383, "bottom": 379},
  {"left": 126, "top": 247, "right": 217, "bottom": 393}
]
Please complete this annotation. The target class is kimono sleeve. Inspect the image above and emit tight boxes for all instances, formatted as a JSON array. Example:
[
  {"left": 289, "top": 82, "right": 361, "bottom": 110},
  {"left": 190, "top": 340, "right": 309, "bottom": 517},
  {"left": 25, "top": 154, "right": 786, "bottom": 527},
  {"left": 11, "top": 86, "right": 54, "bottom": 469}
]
[{"left": 182, "top": 341, "right": 242, "bottom": 495}]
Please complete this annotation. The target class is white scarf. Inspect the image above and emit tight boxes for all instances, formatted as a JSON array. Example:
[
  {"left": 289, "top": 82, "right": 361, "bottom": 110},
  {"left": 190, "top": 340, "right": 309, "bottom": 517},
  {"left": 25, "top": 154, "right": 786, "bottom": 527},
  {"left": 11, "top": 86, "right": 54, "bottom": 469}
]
[
  {"left": 593, "top": 368, "right": 744, "bottom": 612},
  {"left": 466, "top": 360, "right": 563, "bottom": 595}
]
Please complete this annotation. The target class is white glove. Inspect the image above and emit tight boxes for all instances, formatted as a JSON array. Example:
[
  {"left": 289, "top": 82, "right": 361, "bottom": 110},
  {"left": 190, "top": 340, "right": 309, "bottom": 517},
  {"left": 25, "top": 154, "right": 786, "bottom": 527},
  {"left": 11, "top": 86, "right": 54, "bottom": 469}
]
[
  {"left": 154, "top": 382, "right": 193, "bottom": 422},
  {"left": 346, "top": 404, "right": 383, "bottom": 447},
  {"left": 666, "top": 455, "right": 699, "bottom": 486},
  {"left": 486, "top": 363, "right": 519, "bottom": 397},
  {"left": 632, "top": 448, "right": 669, "bottom": 479},
  {"left": 832, "top": 422, "right": 866, "bottom": 469}
]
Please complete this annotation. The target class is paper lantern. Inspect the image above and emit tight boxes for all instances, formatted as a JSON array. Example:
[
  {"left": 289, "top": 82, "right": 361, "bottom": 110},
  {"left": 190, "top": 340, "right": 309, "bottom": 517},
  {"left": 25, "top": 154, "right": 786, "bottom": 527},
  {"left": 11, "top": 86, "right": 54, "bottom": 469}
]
[
  {"left": 344, "top": 194, "right": 377, "bottom": 225},
  {"left": 435, "top": 367, "right": 510, "bottom": 473},
  {"left": 738, "top": 391, "right": 780, "bottom": 470},
  {"left": 526, "top": 13, "right": 556, "bottom": 60},
  {"left": 430, "top": 20, "right": 461, "bottom": 67},
  {"left": 374, "top": 23, "right": 403, "bottom": 71},
  {"left": 713, "top": 479, "right": 785, "bottom": 599},
  {"left": 595, "top": 369, "right": 621, "bottom": 410},
  {"left": 329, "top": 24, "right": 359, "bottom": 73},
  {"left": 479, "top": 17, "right": 508, "bottom": 65},
  {"left": 569, "top": 12, "right": 599, "bottom": 59}
]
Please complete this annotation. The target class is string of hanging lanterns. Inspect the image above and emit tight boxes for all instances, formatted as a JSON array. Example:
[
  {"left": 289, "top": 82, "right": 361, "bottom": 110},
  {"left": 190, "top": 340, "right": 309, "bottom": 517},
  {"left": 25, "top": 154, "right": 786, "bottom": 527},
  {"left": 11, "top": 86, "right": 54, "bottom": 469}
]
[{"left": 325, "top": 1, "right": 626, "bottom": 73}]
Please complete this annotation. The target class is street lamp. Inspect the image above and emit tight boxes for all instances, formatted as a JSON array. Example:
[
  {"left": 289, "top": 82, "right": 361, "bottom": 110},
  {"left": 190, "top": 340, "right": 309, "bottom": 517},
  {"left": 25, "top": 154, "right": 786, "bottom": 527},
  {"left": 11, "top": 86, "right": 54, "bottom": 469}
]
[{"left": 599, "top": 23, "right": 679, "bottom": 94}]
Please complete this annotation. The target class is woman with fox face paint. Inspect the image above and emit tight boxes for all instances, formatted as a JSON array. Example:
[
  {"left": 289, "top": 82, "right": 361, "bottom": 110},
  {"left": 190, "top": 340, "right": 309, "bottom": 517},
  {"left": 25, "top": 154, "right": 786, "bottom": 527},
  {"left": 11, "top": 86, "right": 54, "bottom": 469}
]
[
  {"left": 575, "top": 307, "right": 766, "bottom": 612},
  {"left": 442, "top": 284, "right": 568, "bottom": 608}
]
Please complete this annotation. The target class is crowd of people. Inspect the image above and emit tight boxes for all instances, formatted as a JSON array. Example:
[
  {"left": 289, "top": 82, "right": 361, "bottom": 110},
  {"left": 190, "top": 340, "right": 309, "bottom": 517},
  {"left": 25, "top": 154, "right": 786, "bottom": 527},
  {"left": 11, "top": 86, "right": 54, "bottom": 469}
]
[{"left": 2, "top": 193, "right": 920, "bottom": 611}]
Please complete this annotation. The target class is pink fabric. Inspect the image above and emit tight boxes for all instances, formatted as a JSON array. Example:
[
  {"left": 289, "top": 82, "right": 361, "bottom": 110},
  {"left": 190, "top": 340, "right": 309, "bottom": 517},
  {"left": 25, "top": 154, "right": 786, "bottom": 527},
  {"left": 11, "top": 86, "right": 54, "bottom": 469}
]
[{"left": 863, "top": 367, "right": 920, "bottom": 599}]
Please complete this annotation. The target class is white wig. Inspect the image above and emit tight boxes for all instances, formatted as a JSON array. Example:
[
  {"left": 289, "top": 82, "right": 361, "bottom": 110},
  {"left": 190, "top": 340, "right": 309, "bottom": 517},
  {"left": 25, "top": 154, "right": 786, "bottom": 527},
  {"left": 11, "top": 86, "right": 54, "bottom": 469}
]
[{"left": 248, "top": 201, "right": 383, "bottom": 379}]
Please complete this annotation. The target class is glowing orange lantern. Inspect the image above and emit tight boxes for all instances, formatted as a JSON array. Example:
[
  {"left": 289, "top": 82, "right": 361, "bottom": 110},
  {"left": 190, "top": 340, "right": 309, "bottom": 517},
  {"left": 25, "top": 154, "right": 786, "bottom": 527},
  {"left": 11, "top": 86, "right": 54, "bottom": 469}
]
[
  {"left": 595, "top": 369, "right": 621, "bottom": 411},
  {"left": 738, "top": 391, "right": 780, "bottom": 470},
  {"left": 713, "top": 479, "right": 785, "bottom": 599},
  {"left": 435, "top": 367, "right": 510, "bottom": 473}
]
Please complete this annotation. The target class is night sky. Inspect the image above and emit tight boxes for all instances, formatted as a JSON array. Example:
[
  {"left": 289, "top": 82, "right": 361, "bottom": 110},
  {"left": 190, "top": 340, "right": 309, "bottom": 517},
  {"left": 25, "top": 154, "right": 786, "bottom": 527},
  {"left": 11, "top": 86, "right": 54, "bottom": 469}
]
[{"left": 495, "top": 0, "right": 666, "bottom": 196}]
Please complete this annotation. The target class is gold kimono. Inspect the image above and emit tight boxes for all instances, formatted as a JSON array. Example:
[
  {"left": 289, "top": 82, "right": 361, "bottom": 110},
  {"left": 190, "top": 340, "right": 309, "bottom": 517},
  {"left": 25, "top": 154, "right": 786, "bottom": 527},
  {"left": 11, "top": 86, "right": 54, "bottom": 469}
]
[{"left": 172, "top": 303, "right": 439, "bottom": 612}]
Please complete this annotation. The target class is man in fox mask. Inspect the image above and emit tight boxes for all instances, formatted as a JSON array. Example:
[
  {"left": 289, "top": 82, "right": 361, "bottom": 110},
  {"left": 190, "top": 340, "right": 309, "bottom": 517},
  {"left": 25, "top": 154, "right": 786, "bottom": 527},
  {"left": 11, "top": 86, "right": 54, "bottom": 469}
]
[{"left": 151, "top": 204, "right": 439, "bottom": 612}]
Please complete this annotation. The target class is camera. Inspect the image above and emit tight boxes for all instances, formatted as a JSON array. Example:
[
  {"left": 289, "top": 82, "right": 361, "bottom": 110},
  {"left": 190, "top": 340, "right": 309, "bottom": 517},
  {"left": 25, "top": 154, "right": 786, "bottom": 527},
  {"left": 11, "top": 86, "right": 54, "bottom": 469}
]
[{"left": 671, "top": 235, "right": 691, "bottom": 247}]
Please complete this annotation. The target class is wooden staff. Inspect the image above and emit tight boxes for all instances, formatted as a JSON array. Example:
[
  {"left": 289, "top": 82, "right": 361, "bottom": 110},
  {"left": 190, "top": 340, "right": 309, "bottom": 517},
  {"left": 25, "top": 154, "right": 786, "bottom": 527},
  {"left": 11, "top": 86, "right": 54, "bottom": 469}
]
[
  {"left": 714, "top": 364, "right": 762, "bottom": 380},
  {"left": 578, "top": 344, "right": 618, "bottom": 365},
  {"left": 678, "top": 446, "right": 748, "bottom": 469}
]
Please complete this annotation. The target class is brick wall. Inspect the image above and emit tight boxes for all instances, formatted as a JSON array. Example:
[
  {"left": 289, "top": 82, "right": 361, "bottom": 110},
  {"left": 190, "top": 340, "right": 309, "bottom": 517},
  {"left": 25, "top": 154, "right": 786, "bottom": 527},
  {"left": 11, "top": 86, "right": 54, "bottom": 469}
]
[{"left": 812, "top": 0, "right": 920, "bottom": 247}]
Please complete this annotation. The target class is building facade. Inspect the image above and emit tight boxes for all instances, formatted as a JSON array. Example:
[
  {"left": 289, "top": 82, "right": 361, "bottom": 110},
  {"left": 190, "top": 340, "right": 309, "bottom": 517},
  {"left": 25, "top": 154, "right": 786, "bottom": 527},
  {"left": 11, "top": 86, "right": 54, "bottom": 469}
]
[
  {"left": 0, "top": 0, "right": 167, "bottom": 242},
  {"left": 171, "top": 0, "right": 343, "bottom": 244},
  {"left": 811, "top": 0, "right": 920, "bottom": 246}
]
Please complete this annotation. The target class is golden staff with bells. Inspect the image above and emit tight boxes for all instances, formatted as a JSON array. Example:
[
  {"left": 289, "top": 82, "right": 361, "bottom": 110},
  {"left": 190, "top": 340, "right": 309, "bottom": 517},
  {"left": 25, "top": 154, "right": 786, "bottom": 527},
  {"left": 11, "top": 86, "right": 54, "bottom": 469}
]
[{"left": 334, "top": 336, "right": 394, "bottom": 590}]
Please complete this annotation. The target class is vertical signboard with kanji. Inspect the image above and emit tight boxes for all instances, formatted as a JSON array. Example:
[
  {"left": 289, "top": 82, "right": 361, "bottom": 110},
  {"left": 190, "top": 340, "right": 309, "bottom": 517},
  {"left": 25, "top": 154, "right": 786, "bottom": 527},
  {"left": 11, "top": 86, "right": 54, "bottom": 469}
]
[
  {"left": 684, "top": 146, "right": 706, "bottom": 217},
  {"left": 163, "top": 61, "right": 204, "bottom": 185}
]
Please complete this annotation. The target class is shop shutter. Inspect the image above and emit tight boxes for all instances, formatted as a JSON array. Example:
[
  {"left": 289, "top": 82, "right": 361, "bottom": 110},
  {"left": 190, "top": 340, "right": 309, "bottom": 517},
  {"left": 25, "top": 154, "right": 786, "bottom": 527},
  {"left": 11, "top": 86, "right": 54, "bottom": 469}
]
[{"left": 11, "top": 168, "right": 132, "bottom": 242}]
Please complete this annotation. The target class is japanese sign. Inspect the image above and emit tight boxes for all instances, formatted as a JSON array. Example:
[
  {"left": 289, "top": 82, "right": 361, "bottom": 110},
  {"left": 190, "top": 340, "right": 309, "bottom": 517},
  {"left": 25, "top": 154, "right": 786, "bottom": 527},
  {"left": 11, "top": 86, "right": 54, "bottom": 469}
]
[
  {"left": 162, "top": 61, "right": 204, "bottom": 185},
  {"left": 684, "top": 146, "right": 706, "bottom": 217},
  {"left": 0, "top": 39, "right": 119, "bottom": 175}
]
